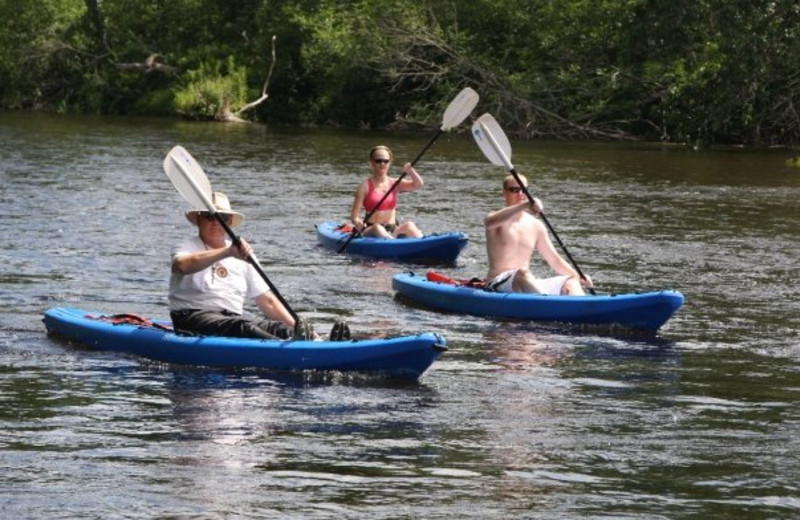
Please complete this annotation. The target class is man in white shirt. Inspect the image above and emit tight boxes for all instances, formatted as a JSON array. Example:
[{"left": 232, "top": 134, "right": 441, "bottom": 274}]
[{"left": 169, "top": 192, "right": 349, "bottom": 341}]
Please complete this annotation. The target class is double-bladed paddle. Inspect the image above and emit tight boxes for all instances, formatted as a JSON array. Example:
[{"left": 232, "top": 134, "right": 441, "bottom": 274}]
[
  {"left": 472, "top": 113, "right": 595, "bottom": 295},
  {"left": 338, "top": 87, "right": 480, "bottom": 253},
  {"left": 163, "top": 145, "right": 299, "bottom": 320}
]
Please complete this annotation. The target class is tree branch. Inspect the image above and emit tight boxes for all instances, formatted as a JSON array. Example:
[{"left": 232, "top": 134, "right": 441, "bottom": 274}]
[
  {"left": 231, "top": 35, "right": 278, "bottom": 119},
  {"left": 117, "top": 54, "right": 177, "bottom": 74}
]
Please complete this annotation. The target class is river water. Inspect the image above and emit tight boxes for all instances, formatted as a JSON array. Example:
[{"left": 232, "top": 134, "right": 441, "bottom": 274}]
[{"left": 1, "top": 112, "right": 798, "bottom": 518}]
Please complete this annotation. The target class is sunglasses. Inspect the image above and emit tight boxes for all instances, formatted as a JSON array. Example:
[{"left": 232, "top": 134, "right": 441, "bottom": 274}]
[
  {"left": 202, "top": 213, "right": 232, "bottom": 224},
  {"left": 504, "top": 186, "right": 525, "bottom": 193},
  {"left": 372, "top": 158, "right": 390, "bottom": 165}
]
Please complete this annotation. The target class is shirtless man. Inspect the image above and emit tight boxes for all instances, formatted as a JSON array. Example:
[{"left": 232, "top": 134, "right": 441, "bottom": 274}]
[{"left": 484, "top": 174, "right": 593, "bottom": 295}]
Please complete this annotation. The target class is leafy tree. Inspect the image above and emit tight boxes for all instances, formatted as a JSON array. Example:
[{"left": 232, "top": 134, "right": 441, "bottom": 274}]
[
  {"left": 0, "top": 0, "right": 86, "bottom": 110},
  {"left": 1, "top": 0, "right": 799, "bottom": 144}
]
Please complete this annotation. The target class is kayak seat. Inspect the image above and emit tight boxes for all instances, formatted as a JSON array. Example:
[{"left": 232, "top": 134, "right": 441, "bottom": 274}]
[
  {"left": 426, "top": 270, "right": 487, "bottom": 289},
  {"left": 335, "top": 223, "right": 355, "bottom": 233},
  {"left": 87, "top": 312, "right": 173, "bottom": 331}
]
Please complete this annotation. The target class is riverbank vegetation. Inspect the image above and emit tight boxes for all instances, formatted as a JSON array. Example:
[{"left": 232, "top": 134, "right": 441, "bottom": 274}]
[{"left": 1, "top": 0, "right": 798, "bottom": 145}]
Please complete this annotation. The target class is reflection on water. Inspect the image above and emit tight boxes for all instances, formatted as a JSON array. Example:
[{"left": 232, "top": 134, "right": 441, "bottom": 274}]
[
  {"left": 2, "top": 112, "right": 800, "bottom": 518},
  {"left": 483, "top": 329, "right": 574, "bottom": 369}
]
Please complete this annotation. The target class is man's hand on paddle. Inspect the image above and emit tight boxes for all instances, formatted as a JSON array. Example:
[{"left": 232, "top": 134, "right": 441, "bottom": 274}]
[
  {"left": 527, "top": 197, "right": 544, "bottom": 216},
  {"left": 230, "top": 239, "right": 253, "bottom": 260}
]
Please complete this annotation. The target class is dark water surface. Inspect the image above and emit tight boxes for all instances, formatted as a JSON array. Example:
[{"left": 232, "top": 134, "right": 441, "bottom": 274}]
[{"left": 1, "top": 112, "right": 799, "bottom": 518}]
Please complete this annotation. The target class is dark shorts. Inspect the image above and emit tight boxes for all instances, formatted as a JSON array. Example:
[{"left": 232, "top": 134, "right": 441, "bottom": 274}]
[
  {"left": 170, "top": 309, "right": 292, "bottom": 340},
  {"left": 365, "top": 222, "right": 398, "bottom": 233}
]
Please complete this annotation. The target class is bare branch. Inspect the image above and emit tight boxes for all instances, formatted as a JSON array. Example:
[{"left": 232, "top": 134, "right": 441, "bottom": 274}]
[
  {"left": 232, "top": 35, "right": 278, "bottom": 118},
  {"left": 117, "top": 54, "right": 177, "bottom": 74},
  {"left": 375, "top": 23, "right": 641, "bottom": 140}
]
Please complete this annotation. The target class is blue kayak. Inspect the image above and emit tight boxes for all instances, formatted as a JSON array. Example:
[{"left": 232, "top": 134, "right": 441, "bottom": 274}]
[
  {"left": 316, "top": 221, "right": 468, "bottom": 263},
  {"left": 43, "top": 307, "right": 447, "bottom": 379},
  {"left": 392, "top": 272, "right": 684, "bottom": 331}
]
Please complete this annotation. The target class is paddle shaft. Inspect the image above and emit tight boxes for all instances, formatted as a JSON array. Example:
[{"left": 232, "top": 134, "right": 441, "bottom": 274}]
[
  {"left": 215, "top": 214, "right": 300, "bottom": 321},
  {"left": 478, "top": 122, "right": 596, "bottom": 295},
  {"left": 509, "top": 168, "right": 596, "bottom": 295},
  {"left": 337, "top": 128, "right": 443, "bottom": 253},
  {"left": 172, "top": 155, "right": 300, "bottom": 321}
]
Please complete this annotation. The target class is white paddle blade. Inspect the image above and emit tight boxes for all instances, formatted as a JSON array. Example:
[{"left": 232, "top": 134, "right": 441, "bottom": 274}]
[
  {"left": 471, "top": 113, "right": 513, "bottom": 169},
  {"left": 441, "top": 87, "right": 479, "bottom": 130},
  {"left": 163, "top": 145, "right": 215, "bottom": 212}
]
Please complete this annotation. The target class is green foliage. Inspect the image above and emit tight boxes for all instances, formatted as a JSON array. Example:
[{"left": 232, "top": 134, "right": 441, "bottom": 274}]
[
  {"left": 0, "top": 0, "right": 86, "bottom": 108},
  {"left": 1, "top": 0, "right": 799, "bottom": 144},
  {"left": 174, "top": 56, "right": 249, "bottom": 119},
  {"left": 132, "top": 87, "right": 175, "bottom": 116}
]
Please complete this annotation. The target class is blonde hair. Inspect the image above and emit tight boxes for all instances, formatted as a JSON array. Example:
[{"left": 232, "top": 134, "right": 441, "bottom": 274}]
[
  {"left": 503, "top": 174, "right": 527, "bottom": 189},
  {"left": 369, "top": 145, "right": 393, "bottom": 161}
]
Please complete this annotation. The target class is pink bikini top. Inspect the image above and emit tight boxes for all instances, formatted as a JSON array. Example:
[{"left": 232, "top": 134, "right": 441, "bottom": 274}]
[{"left": 363, "top": 179, "right": 398, "bottom": 212}]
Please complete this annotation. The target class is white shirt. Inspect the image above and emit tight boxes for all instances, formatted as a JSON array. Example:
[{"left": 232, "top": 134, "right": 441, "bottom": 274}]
[{"left": 168, "top": 236, "right": 269, "bottom": 314}]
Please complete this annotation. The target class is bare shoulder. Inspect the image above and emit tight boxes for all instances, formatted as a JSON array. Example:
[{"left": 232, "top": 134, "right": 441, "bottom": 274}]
[
  {"left": 484, "top": 206, "right": 504, "bottom": 226},
  {"left": 355, "top": 178, "right": 370, "bottom": 193}
]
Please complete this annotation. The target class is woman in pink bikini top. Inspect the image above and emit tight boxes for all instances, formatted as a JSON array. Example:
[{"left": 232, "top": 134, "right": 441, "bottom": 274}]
[{"left": 348, "top": 145, "right": 424, "bottom": 238}]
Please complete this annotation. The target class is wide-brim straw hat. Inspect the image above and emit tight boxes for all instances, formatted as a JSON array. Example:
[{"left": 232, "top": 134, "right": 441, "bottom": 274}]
[{"left": 185, "top": 192, "right": 244, "bottom": 228}]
